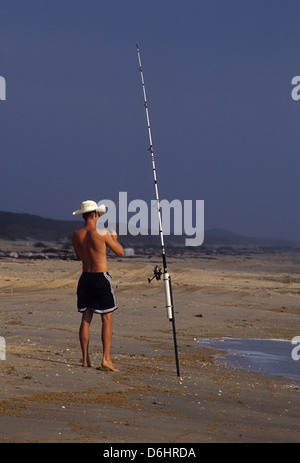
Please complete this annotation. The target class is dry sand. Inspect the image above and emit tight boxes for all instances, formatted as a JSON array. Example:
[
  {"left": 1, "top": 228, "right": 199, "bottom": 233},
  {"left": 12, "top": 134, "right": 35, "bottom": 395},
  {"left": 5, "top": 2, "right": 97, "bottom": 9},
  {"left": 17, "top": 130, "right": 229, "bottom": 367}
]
[{"left": 0, "top": 245, "right": 300, "bottom": 443}]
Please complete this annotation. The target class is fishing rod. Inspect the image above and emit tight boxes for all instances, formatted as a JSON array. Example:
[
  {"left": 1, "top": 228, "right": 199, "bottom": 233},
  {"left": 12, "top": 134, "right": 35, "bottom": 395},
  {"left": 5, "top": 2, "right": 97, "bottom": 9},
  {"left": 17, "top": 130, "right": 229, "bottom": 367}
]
[{"left": 136, "top": 44, "right": 180, "bottom": 377}]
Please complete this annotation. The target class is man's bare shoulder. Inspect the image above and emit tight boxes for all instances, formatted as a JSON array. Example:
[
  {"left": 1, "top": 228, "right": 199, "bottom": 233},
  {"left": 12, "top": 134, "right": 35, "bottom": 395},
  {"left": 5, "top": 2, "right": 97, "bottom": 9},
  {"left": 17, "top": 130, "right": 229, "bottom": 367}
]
[
  {"left": 72, "top": 227, "right": 86, "bottom": 241},
  {"left": 73, "top": 224, "right": 87, "bottom": 234},
  {"left": 88, "top": 228, "right": 110, "bottom": 246},
  {"left": 72, "top": 229, "right": 79, "bottom": 241},
  {"left": 93, "top": 229, "right": 121, "bottom": 247},
  {"left": 95, "top": 228, "right": 109, "bottom": 237}
]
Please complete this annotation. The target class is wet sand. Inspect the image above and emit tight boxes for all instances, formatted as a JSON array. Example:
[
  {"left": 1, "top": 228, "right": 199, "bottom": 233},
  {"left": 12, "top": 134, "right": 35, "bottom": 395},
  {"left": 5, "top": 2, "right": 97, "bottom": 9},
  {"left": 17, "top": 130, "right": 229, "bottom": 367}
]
[{"left": 0, "top": 247, "right": 300, "bottom": 442}]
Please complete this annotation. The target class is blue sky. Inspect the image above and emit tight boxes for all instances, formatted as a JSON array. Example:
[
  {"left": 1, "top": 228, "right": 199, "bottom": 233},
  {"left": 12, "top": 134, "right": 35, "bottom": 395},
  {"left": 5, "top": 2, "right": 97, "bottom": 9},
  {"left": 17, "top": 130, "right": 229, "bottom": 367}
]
[{"left": 1, "top": 0, "right": 300, "bottom": 241}]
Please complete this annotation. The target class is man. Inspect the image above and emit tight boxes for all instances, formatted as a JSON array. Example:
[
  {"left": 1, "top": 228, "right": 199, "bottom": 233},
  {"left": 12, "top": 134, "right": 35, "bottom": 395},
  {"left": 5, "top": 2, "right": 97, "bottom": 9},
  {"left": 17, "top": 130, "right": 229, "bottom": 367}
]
[{"left": 72, "top": 200, "right": 124, "bottom": 372}]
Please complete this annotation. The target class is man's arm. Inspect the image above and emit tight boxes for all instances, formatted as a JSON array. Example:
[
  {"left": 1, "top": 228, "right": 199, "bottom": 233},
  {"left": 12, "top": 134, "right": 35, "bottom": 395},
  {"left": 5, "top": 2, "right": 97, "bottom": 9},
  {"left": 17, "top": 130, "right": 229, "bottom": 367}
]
[
  {"left": 105, "top": 230, "right": 124, "bottom": 257},
  {"left": 72, "top": 231, "right": 82, "bottom": 260}
]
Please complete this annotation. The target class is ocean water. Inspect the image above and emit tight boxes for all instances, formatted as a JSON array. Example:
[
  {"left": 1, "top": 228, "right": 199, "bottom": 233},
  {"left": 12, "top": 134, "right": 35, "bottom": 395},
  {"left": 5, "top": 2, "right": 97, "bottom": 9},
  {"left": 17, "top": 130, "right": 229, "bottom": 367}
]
[{"left": 195, "top": 337, "right": 300, "bottom": 384}]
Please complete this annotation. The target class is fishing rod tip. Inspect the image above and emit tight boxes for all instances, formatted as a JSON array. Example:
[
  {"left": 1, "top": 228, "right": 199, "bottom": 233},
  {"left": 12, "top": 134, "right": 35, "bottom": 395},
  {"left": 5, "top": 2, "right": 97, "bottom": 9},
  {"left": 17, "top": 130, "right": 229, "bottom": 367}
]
[{"left": 136, "top": 43, "right": 139, "bottom": 49}]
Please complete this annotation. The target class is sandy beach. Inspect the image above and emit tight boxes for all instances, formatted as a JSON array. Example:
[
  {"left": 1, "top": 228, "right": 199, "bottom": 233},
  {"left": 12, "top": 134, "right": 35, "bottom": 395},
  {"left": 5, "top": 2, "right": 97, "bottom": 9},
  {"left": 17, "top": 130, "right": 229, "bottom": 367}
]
[{"left": 0, "top": 244, "right": 300, "bottom": 443}]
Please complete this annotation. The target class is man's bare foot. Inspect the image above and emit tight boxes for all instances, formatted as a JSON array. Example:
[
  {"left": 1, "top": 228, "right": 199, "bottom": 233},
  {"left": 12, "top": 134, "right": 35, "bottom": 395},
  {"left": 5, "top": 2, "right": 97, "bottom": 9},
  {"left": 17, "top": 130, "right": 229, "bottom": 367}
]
[
  {"left": 98, "top": 360, "right": 119, "bottom": 372},
  {"left": 82, "top": 356, "right": 94, "bottom": 368}
]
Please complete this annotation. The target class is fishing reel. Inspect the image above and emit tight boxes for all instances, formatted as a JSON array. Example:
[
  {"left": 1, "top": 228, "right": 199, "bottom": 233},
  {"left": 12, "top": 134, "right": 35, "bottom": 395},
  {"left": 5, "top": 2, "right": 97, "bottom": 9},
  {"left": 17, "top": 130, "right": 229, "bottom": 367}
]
[{"left": 148, "top": 265, "right": 163, "bottom": 283}]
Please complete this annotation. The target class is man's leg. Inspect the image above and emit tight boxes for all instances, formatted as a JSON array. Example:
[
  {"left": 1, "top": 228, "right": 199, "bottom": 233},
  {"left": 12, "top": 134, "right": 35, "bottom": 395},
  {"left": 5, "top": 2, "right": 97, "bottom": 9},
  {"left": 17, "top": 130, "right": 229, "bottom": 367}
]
[
  {"left": 79, "top": 307, "right": 94, "bottom": 367},
  {"left": 101, "top": 312, "right": 119, "bottom": 371}
]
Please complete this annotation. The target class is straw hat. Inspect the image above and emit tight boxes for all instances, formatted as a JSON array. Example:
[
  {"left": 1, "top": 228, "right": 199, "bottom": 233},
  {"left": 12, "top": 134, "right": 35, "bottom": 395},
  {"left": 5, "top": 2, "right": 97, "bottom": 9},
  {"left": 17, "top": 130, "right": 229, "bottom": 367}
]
[{"left": 72, "top": 200, "right": 106, "bottom": 216}]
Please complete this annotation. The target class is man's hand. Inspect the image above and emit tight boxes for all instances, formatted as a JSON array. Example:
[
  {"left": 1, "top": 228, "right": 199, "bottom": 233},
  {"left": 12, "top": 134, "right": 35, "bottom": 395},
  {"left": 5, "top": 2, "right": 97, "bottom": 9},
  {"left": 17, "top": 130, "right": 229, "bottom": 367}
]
[
  {"left": 104, "top": 229, "right": 124, "bottom": 257},
  {"left": 110, "top": 229, "right": 118, "bottom": 241}
]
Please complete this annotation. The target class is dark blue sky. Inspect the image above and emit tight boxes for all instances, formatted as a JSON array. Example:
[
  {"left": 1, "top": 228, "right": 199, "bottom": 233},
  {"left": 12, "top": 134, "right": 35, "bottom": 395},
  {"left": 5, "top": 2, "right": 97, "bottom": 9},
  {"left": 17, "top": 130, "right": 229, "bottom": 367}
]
[{"left": 1, "top": 0, "right": 300, "bottom": 241}]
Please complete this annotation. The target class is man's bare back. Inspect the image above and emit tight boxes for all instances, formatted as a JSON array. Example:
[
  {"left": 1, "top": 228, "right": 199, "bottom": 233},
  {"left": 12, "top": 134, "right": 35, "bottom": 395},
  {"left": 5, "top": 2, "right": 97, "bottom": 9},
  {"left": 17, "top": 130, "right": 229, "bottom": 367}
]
[{"left": 72, "top": 217, "right": 124, "bottom": 272}]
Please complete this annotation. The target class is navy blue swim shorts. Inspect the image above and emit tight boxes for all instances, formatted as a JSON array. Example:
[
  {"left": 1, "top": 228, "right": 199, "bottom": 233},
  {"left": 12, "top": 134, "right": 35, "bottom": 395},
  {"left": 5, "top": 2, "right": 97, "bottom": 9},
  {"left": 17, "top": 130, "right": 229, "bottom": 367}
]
[{"left": 77, "top": 272, "right": 117, "bottom": 314}]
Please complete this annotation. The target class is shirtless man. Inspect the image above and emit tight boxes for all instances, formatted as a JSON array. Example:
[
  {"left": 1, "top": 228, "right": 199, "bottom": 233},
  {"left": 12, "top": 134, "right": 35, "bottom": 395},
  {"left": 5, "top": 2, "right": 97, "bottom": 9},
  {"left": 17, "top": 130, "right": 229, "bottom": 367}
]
[{"left": 72, "top": 200, "right": 124, "bottom": 372}]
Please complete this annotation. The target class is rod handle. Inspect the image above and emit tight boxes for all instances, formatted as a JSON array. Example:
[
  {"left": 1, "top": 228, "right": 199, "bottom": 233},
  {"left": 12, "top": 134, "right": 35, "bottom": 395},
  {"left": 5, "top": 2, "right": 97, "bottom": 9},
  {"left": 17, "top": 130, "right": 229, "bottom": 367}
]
[{"left": 163, "top": 272, "right": 173, "bottom": 321}]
